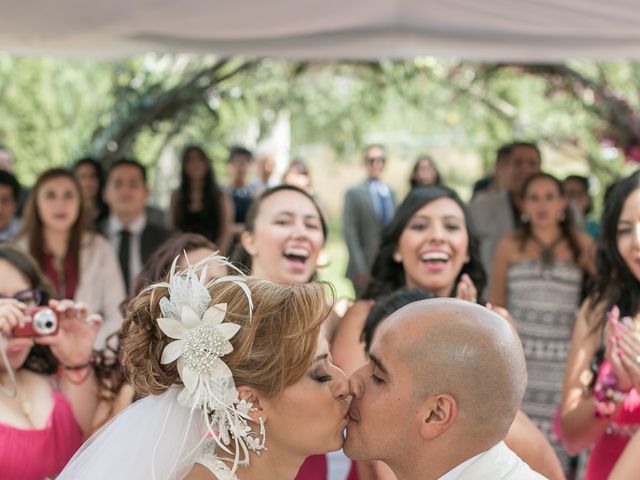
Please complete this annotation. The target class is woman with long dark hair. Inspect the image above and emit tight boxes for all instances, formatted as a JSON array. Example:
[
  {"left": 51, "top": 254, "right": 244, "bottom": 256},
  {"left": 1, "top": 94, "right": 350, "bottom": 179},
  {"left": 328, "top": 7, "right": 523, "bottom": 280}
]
[
  {"left": 0, "top": 244, "right": 102, "bottom": 478},
  {"left": 332, "top": 185, "right": 563, "bottom": 480},
  {"left": 489, "top": 172, "right": 595, "bottom": 472},
  {"left": 15, "top": 168, "right": 125, "bottom": 347},
  {"left": 408, "top": 154, "right": 441, "bottom": 188},
  {"left": 72, "top": 158, "right": 109, "bottom": 228},
  {"left": 560, "top": 171, "right": 640, "bottom": 479},
  {"left": 171, "top": 146, "right": 234, "bottom": 253}
]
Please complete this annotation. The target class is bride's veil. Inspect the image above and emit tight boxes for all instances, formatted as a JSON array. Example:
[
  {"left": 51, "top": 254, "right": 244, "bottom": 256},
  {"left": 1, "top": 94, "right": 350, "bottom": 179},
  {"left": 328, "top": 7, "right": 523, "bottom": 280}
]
[{"left": 58, "top": 388, "right": 207, "bottom": 479}]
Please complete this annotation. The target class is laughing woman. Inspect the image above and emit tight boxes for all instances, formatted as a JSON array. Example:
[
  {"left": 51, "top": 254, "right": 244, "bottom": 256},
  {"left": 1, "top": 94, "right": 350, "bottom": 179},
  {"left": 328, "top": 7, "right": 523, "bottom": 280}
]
[
  {"left": 233, "top": 184, "right": 357, "bottom": 480},
  {"left": 332, "top": 185, "right": 565, "bottom": 480}
]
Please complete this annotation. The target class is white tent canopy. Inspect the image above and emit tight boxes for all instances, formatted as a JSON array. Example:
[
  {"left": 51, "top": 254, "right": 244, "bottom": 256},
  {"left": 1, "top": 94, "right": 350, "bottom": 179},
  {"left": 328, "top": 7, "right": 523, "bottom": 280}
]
[{"left": 2, "top": 0, "right": 640, "bottom": 60}]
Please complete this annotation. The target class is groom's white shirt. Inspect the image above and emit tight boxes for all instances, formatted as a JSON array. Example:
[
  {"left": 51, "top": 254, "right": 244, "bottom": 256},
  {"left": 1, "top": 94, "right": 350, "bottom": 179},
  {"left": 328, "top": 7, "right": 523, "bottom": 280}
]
[
  {"left": 438, "top": 441, "right": 548, "bottom": 480},
  {"left": 438, "top": 452, "right": 483, "bottom": 480}
]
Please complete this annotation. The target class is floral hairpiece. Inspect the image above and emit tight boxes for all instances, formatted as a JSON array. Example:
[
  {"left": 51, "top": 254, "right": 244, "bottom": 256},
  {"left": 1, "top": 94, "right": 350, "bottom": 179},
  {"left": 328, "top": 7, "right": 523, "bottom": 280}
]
[{"left": 152, "top": 254, "right": 263, "bottom": 475}]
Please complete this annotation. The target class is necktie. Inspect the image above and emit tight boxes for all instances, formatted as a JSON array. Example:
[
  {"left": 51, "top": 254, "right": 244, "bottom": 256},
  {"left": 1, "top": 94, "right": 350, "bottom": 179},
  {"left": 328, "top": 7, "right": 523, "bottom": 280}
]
[
  {"left": 118, "top": 229, "right": 131, "bottom": 294},
  {"left": 375, "top": 184, "right": 392, "bottom": 226}
]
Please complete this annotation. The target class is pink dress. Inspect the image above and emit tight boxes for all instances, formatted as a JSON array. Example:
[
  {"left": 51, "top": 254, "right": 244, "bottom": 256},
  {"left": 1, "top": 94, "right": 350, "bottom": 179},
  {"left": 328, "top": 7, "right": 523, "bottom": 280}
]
[
  {"left": 585, "top": 369, "right": 640, "bottom": 479},
  {"left": 295, "top": 454, "right": 359, "bottom": 480},
  {"left": 0, "top": 390, "right": 83, "bottom": 480}
]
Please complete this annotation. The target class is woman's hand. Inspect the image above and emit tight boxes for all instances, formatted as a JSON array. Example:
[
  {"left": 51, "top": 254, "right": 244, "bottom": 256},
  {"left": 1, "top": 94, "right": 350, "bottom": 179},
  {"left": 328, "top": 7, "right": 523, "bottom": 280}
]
[
  {"left": 616, "top": 316, "right": 640, "bottom": 392},
  {"left": 604, "top": 306, "right": 634, "bottom": 391},
  {"left": 455, "top": 274, "right": 477, "bottom": 303},
  {"left": 0, "top": 299, "right": 27, "bottom": 336},
  {"left": 35, "top": 300, "right": 102, "bottom": 367}
]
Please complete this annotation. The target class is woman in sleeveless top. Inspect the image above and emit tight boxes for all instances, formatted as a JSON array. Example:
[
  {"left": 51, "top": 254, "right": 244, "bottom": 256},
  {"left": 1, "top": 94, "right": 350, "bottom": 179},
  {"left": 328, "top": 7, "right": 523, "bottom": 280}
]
[
  {"left": 489, "top": 173, "right": 595, "bottom": 472},
  {"left": 171, "top": 145, "right": 234, "bottom": 253},
  {"left": 332, "top": 185, "right": 564, "bottom": 480},
  {"left": 560, "top": 171, "right": 640, "bottom": 479},
  {"left": 0, "top": 244, "right": 102, "bottom": 479}
]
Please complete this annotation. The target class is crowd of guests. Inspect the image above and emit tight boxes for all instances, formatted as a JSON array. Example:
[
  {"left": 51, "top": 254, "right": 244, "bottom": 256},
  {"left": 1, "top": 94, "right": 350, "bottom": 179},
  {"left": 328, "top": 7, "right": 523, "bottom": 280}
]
[{"left": 0, "top": 139, "right": 639, "bottom": 479}]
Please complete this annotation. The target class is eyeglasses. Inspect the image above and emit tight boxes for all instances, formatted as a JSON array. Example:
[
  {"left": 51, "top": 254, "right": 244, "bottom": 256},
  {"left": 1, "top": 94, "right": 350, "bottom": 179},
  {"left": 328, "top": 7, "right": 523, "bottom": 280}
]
[
  {"left": 366, "top": 156, "right": 386, "bottom": 164},
  {"left": 0, "top": 288, "right": 42, "bottom": 306}
]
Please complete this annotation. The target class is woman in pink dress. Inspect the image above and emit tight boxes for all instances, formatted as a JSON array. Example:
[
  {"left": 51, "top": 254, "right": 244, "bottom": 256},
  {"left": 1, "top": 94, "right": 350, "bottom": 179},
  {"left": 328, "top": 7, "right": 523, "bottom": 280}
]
[
  {"left": 0, "top": 244, "right": 102, "bottom": 479},
  {"left": 560, "top": 171, "right": 640, "bottom": 479}
]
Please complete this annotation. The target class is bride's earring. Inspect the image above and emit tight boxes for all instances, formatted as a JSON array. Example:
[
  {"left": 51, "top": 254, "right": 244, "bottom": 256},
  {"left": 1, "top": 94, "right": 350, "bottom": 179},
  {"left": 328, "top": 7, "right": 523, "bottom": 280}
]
[{"left": 254, "top": 416, "right": 267, "bottom": 456}]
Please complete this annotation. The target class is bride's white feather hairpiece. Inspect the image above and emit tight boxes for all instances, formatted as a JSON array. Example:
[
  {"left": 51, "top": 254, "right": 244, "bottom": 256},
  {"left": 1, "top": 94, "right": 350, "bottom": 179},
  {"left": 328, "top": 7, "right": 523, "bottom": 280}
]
[{"left": 152, "top": 254, "right": 264, "bottom": 476}]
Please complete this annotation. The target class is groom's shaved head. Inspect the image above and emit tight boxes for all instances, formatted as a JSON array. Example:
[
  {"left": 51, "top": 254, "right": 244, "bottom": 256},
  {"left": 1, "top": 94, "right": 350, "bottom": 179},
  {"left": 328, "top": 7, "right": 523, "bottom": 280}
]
[{"left": 383, "top": 298, "right": 527, "bottom": 442}]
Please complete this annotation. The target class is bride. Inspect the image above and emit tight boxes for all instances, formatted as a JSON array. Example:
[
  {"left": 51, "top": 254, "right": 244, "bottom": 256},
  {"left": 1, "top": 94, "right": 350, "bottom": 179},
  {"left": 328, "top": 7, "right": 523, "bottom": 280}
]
[{"left": 59, "top": 259, "right": 351, "bottom": 479}]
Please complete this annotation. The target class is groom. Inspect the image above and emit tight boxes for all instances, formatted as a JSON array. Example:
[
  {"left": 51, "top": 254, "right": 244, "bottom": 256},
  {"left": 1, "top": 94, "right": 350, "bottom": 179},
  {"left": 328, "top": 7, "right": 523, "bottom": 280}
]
[{"left": 345, "top": 298, "right": 547, "bottom": 480}]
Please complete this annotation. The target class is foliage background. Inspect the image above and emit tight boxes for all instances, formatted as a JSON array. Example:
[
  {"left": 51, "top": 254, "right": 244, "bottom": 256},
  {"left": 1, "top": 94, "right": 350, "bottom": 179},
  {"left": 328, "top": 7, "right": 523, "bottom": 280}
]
[{"left": 2, "top": 55, "right": 638, "bottom": 297}]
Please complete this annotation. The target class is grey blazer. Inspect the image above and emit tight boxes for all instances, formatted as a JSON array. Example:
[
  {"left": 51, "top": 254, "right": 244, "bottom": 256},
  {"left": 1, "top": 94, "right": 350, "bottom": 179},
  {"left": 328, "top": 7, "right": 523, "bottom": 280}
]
[
  {"left": 468, "top": 190, "right": 516, "bottom": 283},
  {"left": 342, "top": 180, "right": 395, "bottom": 283}
]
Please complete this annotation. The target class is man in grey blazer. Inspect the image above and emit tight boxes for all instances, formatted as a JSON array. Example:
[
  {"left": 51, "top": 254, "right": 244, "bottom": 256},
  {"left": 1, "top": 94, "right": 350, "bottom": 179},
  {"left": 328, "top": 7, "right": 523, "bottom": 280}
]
[
  {"left": 343, "top": 145, "right": 396, "bottom": 296},
  {"left": 469, "top": 142, "right": 541, "bottom": 283}
]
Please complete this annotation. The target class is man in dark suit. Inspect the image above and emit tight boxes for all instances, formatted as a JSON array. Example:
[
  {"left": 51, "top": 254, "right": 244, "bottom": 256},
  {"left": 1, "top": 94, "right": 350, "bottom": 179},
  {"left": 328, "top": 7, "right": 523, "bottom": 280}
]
[
  {"left": 100, "top": 159, "right": 171, "bottom": 295},
  {"left": 343, "top": 145, "right": 396, "bottom": 296}
]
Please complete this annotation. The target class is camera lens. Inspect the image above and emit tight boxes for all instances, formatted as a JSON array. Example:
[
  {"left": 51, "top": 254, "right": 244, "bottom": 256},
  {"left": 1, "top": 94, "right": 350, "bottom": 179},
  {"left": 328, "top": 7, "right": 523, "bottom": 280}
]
[{"left": 33, "top": 309, "right": 58, "bottom": 335}]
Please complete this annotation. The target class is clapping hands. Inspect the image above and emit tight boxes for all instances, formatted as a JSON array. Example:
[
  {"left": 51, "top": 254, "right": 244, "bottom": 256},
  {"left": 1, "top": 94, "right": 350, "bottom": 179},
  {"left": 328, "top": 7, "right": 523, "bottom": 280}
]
[{"left": 606, "top": 306, "right": 640, "bottom": 392}]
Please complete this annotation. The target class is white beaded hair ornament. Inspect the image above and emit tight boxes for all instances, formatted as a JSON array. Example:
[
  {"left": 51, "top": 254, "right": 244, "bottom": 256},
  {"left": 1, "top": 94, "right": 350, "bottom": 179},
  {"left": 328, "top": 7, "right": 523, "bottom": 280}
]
[{"left": 152, "top": 254, "right": 264, "bottom": 475}]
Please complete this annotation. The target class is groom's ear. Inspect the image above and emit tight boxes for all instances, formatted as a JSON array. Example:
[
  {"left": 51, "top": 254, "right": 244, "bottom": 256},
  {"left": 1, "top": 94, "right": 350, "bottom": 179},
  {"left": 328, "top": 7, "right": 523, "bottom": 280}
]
[
  {"left": 418, "top": 394, "right": 457, "bottom": 440},
  {"left": 237, "top": 386, "right": 267, "bottom": 422}
]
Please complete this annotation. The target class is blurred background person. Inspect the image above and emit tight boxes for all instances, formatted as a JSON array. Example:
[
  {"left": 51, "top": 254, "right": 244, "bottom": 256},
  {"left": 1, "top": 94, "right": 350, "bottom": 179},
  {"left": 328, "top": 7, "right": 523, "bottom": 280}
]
[
  {"left": 470, "top": 141, "right": 542, "bottom": 281},
  {"left": 72, "top": 157, "right": 109, "bottom": 228},
  {"left": 15, "top": 168, "right": 125, "bottom": 347},
  {"left": 0, "top": 144, "right": 29, "bottom": 215},
  {"left": 343, "top": 145, "right": 396, "bottom": 297},
  {"left": 489, "top": 172, "right": 595, "bottom": 473},
  {"left": 409, "top": 154, "right": 441, "bottom": 188},
  {"left": 170, "top": 145, "right": 233, "bottom": 253},
  {"left": 227, "top": 146, "right": 255, "bottom": 242},
  {"left": 0, "top": 170, "right": 21, "bottom": 241},
  {"left": 99, "top": 159, "right": 171, "bottom": 296},
  {"left": 563, "top": 174, "right": 599, "bottom": 239},
  {"left": 251, "top": 152, "right": 276, "bottom": 194},
  {"left": 472, "top": 143, "right": 512, "bottom": 198},
  {"left": 282, "top": 158, "right": 313, "bottom": 193}
]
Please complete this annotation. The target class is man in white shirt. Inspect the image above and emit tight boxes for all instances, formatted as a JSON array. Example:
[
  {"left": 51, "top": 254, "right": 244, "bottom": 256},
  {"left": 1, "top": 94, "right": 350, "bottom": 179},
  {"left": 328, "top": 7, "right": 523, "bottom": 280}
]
[
  {"left": 101, "top": 159, "right": 171, "bottom": 295},
  {"left": 345, "top": 298, "right": 547, "bottom": 480}
]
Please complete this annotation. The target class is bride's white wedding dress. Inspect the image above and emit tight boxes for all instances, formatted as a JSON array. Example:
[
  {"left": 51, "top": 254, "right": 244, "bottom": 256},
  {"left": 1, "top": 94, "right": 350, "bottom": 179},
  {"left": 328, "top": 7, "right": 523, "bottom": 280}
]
[{"left": 58, "top": 388, "right": 208, "bottom": 479}]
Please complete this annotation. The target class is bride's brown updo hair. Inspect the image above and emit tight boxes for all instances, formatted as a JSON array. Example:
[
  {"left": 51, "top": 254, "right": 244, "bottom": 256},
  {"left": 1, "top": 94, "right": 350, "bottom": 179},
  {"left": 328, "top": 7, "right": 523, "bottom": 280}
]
[{"left": 122, "top": 278, "right": 330, "bottom": 398}]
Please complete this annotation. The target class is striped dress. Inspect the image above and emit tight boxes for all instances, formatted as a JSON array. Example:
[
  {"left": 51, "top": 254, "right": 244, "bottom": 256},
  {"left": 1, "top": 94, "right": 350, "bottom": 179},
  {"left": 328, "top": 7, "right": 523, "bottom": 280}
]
[{"left": 506, "top": 260, "right": 583, "bottom": 472}]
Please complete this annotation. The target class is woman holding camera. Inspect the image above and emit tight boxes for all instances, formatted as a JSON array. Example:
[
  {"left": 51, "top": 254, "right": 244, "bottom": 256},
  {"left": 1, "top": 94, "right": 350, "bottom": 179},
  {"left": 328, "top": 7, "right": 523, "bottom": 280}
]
[{"left": 0, "top": 244, "right": 102, "bottom": 480}]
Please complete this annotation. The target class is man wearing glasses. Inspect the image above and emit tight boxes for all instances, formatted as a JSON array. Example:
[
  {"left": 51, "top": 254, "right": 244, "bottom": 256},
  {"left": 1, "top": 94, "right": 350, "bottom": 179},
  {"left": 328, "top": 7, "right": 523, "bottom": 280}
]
[{"left": 343, "top": 145, "right": 396, "bottom": 296}]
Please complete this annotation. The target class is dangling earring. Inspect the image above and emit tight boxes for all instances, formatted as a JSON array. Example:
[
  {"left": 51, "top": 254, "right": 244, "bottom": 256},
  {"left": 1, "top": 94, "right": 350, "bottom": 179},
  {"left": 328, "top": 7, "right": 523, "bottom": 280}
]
[
  {"left": 256, "top": 416, "right": 267, "bottom": 455},
  {"left": 520, "top": 213, "right": 530, "bottom": 224},
  {"left": 392, "top": 252, "right": 402, "bottom": 263}
]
